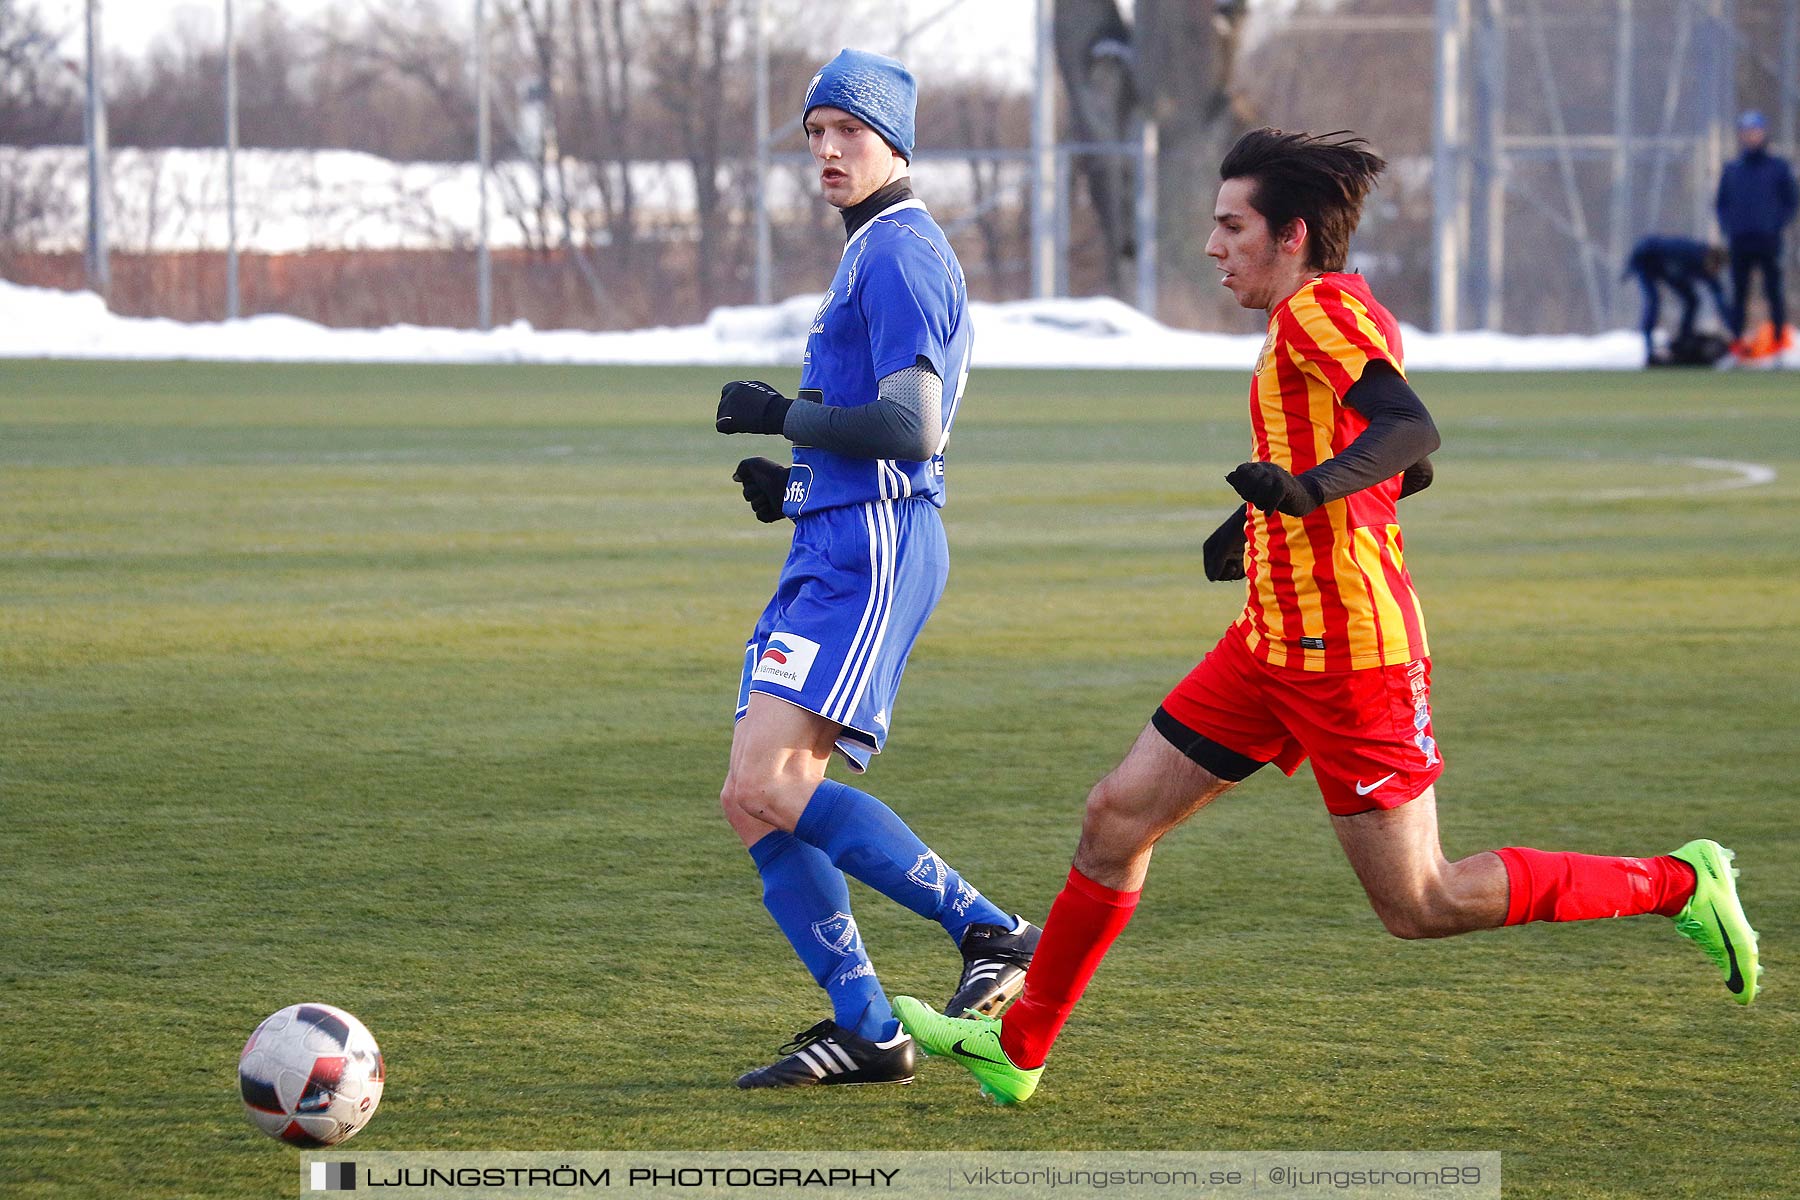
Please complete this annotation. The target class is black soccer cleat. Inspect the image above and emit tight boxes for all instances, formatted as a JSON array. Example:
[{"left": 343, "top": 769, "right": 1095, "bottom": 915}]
[
  {"left": 734, "top": 1020, "right": 916, "bottom": 1089},
  {"left": 944, "top": 918, "right": 1042, "bottom": 1017}
]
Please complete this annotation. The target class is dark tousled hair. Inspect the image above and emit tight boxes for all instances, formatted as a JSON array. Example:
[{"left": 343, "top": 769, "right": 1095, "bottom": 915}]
[{"left": 1219, "top": 128, "right": 1386, "bottom": 272}]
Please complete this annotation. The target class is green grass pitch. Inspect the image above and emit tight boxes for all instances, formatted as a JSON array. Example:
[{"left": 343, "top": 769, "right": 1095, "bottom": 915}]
[{"left": 2, "top": 360, "right": 1795, "bottom": 1198}]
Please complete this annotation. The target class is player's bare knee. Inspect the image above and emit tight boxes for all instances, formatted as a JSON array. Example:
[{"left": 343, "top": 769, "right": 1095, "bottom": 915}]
[
  {"left": 1080, "top": 776, "right": 1126, "bottom": 834},
  {"left": 719, "top": 768, "right": 766, "bottom": 822},
  {"left": 720, "top": 764, "right": 808, "bottom": 831},
  {"left": 719, "top": 774, "right": 755, "bottom": 826},
  {"left": 719, "top": 778, "right": 755, "bottom": 823},
  {"left": 1080, "top": 777, "right": 1156, "bottom": 856}
]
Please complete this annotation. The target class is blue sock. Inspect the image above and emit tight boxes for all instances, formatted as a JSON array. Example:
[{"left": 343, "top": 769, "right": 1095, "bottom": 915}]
[
  {"left": 747, "top": 831, "right": 896, "bottom": 1042},
  {"left": 793, "top": 778, "right": 1011, "bottom": 945}
]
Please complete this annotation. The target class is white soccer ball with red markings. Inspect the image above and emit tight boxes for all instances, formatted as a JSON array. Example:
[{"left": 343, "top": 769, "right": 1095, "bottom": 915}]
[{"left": 238, "top": 1003, "right": 385, "bottom": 1146}]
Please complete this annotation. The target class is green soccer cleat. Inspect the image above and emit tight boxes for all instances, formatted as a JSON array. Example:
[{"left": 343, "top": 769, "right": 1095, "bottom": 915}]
[
  {"left": 892, "top": 995, "right": 1043, "bottom": 1105},
  {"left": 1669, "top": 839, "right": 1761, "bottom": 1005}
]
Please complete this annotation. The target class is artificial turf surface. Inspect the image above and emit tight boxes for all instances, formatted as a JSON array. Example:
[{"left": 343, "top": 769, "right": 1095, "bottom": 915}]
[{"left": 2, "top": 360, "right": 1794, "bottom": 1198}]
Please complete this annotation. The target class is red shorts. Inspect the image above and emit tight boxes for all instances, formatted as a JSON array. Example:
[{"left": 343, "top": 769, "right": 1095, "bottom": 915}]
[{"left": 1158, "top": 629, "right": 1444, "bottom": 815}]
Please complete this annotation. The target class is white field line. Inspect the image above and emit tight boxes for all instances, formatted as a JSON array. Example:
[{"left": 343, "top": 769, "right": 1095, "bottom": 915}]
[{"left": 1593, "top": 456, "right": 1778, "bottom": 501}]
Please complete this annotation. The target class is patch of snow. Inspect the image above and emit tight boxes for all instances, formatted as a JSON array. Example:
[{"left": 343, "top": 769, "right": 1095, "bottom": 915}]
[{"left": 3, "top": 279, "right": 1793, "bottom": 371}]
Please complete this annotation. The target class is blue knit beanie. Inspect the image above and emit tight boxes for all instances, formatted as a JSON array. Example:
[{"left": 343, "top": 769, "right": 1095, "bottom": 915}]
[{"left": 803, "top": 49, "right": 916, "bottom": 161}]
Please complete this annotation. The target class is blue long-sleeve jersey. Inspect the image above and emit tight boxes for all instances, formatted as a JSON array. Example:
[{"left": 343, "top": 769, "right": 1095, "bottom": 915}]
[{"left": 787, "top": 199, "right": 972, "bottom": 518}]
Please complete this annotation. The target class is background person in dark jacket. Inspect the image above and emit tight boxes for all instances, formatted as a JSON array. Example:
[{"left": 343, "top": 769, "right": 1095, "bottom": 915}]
[
  {"left": 1626, "top": 235, "right": 1729, "bottom": 363},
  {"left": 1715, "top": 110, "right": 1799, "bottom": 350}
]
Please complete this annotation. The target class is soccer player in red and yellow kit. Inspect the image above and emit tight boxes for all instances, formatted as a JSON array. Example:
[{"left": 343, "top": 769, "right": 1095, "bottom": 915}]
[{"left": 893, "top": 128, "right": 1761, "bottom": 1105}]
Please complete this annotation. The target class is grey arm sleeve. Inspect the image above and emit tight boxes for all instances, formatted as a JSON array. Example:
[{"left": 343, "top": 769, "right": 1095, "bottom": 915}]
[{"left": 780, "top": 359, "right": 942, "bottom": 461}]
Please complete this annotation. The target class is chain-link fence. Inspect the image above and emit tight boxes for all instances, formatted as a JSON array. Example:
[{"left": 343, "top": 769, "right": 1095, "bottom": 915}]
[{"left": 3, "top": 0, "right": 1795, "bottom": 336}]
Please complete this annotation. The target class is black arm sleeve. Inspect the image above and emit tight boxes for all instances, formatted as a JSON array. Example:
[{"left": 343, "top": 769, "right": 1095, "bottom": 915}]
[
  {"left": 1399, "top": 455, "right": 1434, "bottom": 499},
  {"left": 1297, "top": 361, "right": 1441, "bottom": 506}
]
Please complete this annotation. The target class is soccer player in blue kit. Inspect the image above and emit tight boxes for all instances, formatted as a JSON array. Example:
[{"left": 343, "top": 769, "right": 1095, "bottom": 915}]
[{"left": 713, "top": 49, "right": 1041, "bottom": 1089}]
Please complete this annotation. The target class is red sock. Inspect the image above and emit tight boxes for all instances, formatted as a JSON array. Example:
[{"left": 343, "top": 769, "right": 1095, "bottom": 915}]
[
  {"left": 999, "top": 867, "right": 1140, "bottom": 1069},
  {"left": 1495, "top": 847, "right": 1696, "bottom": 925}
]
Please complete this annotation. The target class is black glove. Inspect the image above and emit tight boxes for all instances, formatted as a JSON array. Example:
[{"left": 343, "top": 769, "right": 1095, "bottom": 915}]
[
  {"left": 1226, "top": 460, "right": 1322, "bottom": 517},
  {"left": 1399, "top": 455, "right": 1434, "bottom": 499},
  {"left": 1203, "top": 504, "right": 1249, "bottom": 582},
  {"left": 716, "top": 380, "right": 794, "bottom": 435},
  {"left": 732, "top": 457, "right": 790, "bottom": 523}
]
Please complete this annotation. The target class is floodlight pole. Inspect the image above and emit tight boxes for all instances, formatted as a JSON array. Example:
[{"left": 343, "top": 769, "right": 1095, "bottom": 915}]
[
  {"left": 84, "top": 0, "right": 111, "bottom": 301},
  {"left": 1431, "top": 0, "right": 1467, "bottom": 333},
  {"left": 1030, "top": 0, "right": 1057, "bottom": 299},
  {"left": 754, "top": 0, "right": 771, "bottom": 305},
  {"left": 1607, "top": 0, "right": 1633, "bottom": 328},
  {"left": 1471, "top": 0, "right": 1505, "bottom": 330},
  {"left": 225, "top": 0, "right": 240, "bottom": 320},
  {"left": 475, "top": 0, "right": 493, "bottom": 331},
  {"left": 1783, "top": 0, "right": 1799, "bottom": 153},
  {"left": 1135, "top": 119, "right": 1158, "bottom": 318}
]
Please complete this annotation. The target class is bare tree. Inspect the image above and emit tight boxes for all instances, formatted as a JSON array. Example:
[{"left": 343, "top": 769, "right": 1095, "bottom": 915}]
[
  {"left": 1138, "top": 1, "right": 1250, "bottom": 298},
  {"left": 565, "top": 0, "right": 639, "bottom": 266},
  {"left": 950, "top": 90, "right": 1019, "bottom": 297},
  {"left": 1056, "top": 0, "right": 1138, "bottom": 292},
  {"left": 0, "top": 0, "right": 81, "bottom": 144},
  {"left": 1052, "top": 0, "right": 1250, "bottom": 313},
  {"left": 644, "top": 0, "right": 744, "bottom": 310},
  {"left": 314, "top": 1, "right": 479, "bottom": 160},
  {"left": 500, "top": 0, "right": 621, "bottom": 310}
]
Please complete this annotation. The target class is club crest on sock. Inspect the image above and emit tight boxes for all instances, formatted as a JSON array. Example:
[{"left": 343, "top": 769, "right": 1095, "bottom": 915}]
[
  {"left": 810, "top": 911, "right": 862, "bottom": 955},
  {"left": 906, "top": 852, "right": 948, "bottom": 894}
]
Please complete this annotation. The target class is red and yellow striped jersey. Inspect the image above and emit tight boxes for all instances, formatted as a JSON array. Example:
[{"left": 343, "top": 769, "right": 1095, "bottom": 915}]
[{"left": 1234, "top": 273, "right": 1428, "bottom": 672}]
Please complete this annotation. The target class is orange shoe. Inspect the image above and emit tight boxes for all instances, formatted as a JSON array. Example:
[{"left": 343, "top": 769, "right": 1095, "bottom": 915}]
[{"left": 1742, "top": 321, "right": 1791, "bottom": 360}]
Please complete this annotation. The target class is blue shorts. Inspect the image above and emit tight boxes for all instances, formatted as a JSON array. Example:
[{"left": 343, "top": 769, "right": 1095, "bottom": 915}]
[{"left": 736, "top": 498, "right": 949, "bottom": 772}]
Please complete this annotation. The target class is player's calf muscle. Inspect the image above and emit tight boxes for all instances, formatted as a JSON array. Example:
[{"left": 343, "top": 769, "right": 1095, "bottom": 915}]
[{"left": 1363, "top": 854, "right": 1507, "bottom": 939}]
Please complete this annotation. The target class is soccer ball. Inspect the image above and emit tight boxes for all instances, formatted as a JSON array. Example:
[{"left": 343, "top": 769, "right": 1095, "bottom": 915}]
[{"left": 238, "top": 1003, "right": 385, "bottom": 1146}]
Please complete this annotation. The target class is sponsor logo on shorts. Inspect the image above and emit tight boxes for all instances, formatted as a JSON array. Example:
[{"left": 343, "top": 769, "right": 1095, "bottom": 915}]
[
  {"left": 811, "top": 911, "right": 862, "bottom": 956},
  {"left": 753, "top": 632, "right": 822, "bottom": 691},
  {"left": 1406, "top": 661, "right": 1438, "bottom": 766},
  {"left": 906, "top": 852, "right": 948, "bottom": 894}
]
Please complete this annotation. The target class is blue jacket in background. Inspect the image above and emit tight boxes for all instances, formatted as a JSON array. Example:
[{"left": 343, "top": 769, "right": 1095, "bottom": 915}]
[
  {"left": 1715, "top": 148, "right": 1799, "bottom": 242},
  {"left": 1626, "top": 235, "right": 1718, "bottom": 281}
]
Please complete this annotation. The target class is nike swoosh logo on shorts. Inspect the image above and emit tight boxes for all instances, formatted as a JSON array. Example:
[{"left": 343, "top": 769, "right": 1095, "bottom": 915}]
[
  {"left": 952, "top": 1038, "right": 1009, "bottom": 1066},
  {"left": 1355, "top": 772, "right": 1398, "bottom": 797}
]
